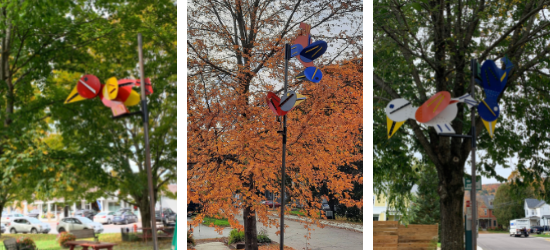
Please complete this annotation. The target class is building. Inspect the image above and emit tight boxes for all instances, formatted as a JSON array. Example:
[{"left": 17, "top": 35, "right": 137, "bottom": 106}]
[
  {"left": 478, "top": 195, "right": 498, "bottom": 229},
  {"left": 464, "top": 193, "right": 499, "bottom": 230},
  {"left": 373, "top": 193, "right": 402, "bottom": 222},
  {"left": 157, "top": 184, "right": 177, "bottom": 211},
  {"left": 5, "top": 184, "right": 178, "bottom": 221},
  {"left": 524, "top": 198, "right": 550, "bottom": 227}
]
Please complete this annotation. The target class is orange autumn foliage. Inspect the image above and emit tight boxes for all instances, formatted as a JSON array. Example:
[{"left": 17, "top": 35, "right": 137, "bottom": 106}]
[
  {"left": 187, "top": 57, "right": 363, "bottom": 232},
  {"left": 187, "top": 2, "right": 362, "bottom": 244}
]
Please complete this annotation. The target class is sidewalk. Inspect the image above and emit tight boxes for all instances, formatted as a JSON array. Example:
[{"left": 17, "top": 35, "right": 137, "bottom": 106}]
[
  {"left": 272, "top": 213, "right": 363, "bottom": 232},
  {"left": 194, "top": 242, "right": 230, "bottom": 250}
]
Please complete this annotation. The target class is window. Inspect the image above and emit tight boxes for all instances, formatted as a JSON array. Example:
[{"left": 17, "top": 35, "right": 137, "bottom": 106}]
[
  {"left": 494, "top": 220, "right": 496, "bottom": 227},
  {"left": 484, "top": 209, "right": 487, "bottom": 216},
  {"left": 374, "top": 216, "right": 379, "bottom": 221}
]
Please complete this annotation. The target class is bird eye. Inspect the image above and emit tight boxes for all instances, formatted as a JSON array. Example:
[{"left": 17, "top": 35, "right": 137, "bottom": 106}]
[
  {"left": 390, "top": 104, "right": 395, "bottom": 109},
  {"left": 494, "top": 107, "right": 498, "bottom": 112}
]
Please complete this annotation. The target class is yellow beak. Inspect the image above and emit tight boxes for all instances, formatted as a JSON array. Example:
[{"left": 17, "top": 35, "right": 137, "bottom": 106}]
[{"left": 387, "top": 116, "right": 405, "bottom": 139}]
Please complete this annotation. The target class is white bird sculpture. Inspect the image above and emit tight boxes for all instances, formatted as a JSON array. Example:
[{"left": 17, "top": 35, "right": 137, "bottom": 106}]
[{"left": 385, "top": 91, "right": 478, "bottom": 138}]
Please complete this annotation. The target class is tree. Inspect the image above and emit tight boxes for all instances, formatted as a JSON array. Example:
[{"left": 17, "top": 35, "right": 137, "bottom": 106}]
[
  {"left": 374, "top": 1, "right": 550, "bottom": 249},
  {"left": 187, "top": 0, "right": 362, "bottom": 245},
  {"left": 409, "top": 163, "right": 440, "bottom": 241},
  {"left": 0, "top": 0, "right": 128, "bottom": 237},
  {"left": 493, "top": 184, "right": 534, "bottom": 229},
  {"left": 49, "top": 0, "right": 177, "bottom": 229}
]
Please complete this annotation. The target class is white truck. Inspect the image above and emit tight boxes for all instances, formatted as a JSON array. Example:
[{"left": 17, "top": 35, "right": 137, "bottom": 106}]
[{"left": 510, "top": 219, "right": 530, "bottom": 237}]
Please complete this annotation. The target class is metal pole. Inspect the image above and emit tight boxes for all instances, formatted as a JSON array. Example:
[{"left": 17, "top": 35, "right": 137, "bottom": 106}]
[
  {"left": 280, "top": 43, "right": 290, "bottom": 250},
  {"left": 470, "top": 59, "right": 477, "bottom": 250},
  {"left": 138, "top": 33, "right": 159, "bottom": 250}
]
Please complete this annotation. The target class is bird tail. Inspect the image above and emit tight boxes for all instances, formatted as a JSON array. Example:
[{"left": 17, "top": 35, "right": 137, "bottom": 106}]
[{"left": 455, "top": 94, "right": 478, "bottom": 109}]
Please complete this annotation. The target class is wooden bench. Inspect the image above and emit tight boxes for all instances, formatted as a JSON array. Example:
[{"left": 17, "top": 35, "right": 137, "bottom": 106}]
[
  {"left": 65, "top": 229, "right": 100, "bottom": 249},
  {"left": 65, "top": 241, "right": 116, "bottom": 250},
  {"left": 3, "top": 238, "right": 17, "bottom": 250},
  {"left": 72, "top": 229, "right": 99, "bottom": 242},
  {"left": 136, "top": 227, "right": 173, "bottom": 243}
]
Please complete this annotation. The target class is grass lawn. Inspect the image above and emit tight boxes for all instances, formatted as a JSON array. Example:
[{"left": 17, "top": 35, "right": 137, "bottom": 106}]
[
  {"left": 203, "top": 216, "right": 231, "bottom": 227},
  {"left": 533, "top": 233, "right": 550, "bottom": 238},
  {"left": 481, "top": 230, "right": 509, "bottom": 234},
  {"left": 0, "top": 233, "right": 173, "bottom": 250},
  {"left": 289, "top": 210, "right": 305, "bottom": 216},
  {"left": 283, "top": 210, "right": 363, "bottom": 226}
]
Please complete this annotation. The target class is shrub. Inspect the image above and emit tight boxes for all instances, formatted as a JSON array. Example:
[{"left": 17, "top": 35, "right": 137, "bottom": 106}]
[
  {"left": 257, "top": 228, "right": 271, "bottom": 243},
  {"left": 228, "top": 229, "right": 245, "bottom": 244},
  {"left": 335, "top": 204, "right": 362, "bottom": 222},
  {"left": 57, "top": 232, "right": 76, "bottom": 248},
  {"left": 16, "top": 237, "right": 36, "bottom": 250},
  {"left": 187, "top": 230, "right": 195, "bottom": 246}
]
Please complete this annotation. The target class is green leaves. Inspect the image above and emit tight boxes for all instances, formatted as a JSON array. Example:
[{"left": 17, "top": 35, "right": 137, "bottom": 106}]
[{"left": 411, "top": 3, "right": 422, "bottom": 12}]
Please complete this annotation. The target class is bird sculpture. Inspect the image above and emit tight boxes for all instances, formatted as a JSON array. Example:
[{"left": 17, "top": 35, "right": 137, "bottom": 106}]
[
  {"left": 476, "top": 57, "right": 513, "bottom": 137},
  {"left": 291, "top": 22, "right": 327, "bottom": 84},
  {"left": 266, "top": 91, "right": 306, "bottom": 116},
  {"left": 385, "top": 92, "right": 477, "bottom": 138},
  {"left": 65, "top": 75, "right": 152, "bottom": 117},
  {"left": 266, "top": 22, "right": 327, "bottom": 117}
]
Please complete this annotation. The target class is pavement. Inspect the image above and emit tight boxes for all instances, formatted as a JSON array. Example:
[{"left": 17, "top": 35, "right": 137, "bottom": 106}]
[
  {"left": 477, "top": 233, "right": 550, "bottom": 249},
  {"left": 283, "top": 214, "right": 362, "bottom": 232},
  {"left": 194, "top": 242, "right": 230, "bottom": 250},
  {"left": 188, "top": 214, "right": 363, "bottom": 250}
]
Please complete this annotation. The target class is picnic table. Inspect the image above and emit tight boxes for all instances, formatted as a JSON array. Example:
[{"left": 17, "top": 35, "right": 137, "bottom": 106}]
[
  {"left": 65, "top": 240, "right": 117, "bottom": 250},
  {"left": 137, "top": 227, "right": 174, "bottom": 243}
]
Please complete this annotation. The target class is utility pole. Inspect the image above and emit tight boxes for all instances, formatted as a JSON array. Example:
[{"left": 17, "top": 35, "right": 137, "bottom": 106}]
[
  {"left": 138, "top": 33, "right": 159, "bottom": 250},
  {"left": 470, "top": 58, "right": 478, "bottom": 250},
  {"left": 279, "top": 43, "right": 291, "bottom": 250}
]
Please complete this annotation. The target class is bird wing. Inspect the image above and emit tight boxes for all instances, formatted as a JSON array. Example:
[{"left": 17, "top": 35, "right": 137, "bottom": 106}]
[
  {"left": 454, "top": 94, "right": 479, "bottom": 109},
  {"left": 433, "top": 123, "right": 455, "bottom": 134}
]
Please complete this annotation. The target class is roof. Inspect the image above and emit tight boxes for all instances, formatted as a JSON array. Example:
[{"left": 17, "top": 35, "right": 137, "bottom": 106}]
[
  {"left": 525, "top": 199, "right": 546, "bottom": 209},
  {"left": 161, "top": 184, "right": 177, "bottom": 196},
  {"left": 167, "top": 184, "right": 177, "bottom": 193},
  {"left": 479, "top": 195, "right": 495, "bottom": 209}
]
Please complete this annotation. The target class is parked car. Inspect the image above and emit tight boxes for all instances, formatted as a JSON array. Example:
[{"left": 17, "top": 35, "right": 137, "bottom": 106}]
[
  {"left": 26, "top": 210, "right": 40, "bottom": 219},
  {"left": 263, "top": 200, "right": 281, "bottom": 208},
  {"left": 93, "top": 212, "right": 116, "bottom": 224},
  {"left": 57, "top": 216, "right": 104, "bottom": 234},
  {"left": 1, "top": 223, "right": 5, "bottom": 233},
  {"left": 156, "top": 208, "right": 177, "bottom": 226},
  {"left": 6, "top": 217, "right": 51, "bottom": 234},
  {"left": 112, "top": 211, "right": 138, "bottom": 225},
  {"left": 116, "top": 208, "right": 133, "bottom": 213},
  {"left": 1, "top": 212, "right": 25, "bottom": 224},
  {"left": 530, "top": 226, "right": 545, "bottom": 234},
  {"left": 74, "top": 209, "right": 98, "bottom": 221}
]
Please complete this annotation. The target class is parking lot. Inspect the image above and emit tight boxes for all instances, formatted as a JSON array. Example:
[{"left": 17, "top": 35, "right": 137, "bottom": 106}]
[{"left": 3, "top": 221, "right": 166, "bottom": 235}]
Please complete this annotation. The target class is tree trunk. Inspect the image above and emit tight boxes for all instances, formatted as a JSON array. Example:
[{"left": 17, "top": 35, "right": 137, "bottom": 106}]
[
  {"left": 438, "top": 162, "right": 465, "bottom": 250},
  {"left": 137, "top": 195, "right": 152, "bottom": 229},
  {"left": 0, "top": 203, "right": 4, "bottom": 238},
  {"left": 243, "top": 205, "right": 258, "bottom": 250}
]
